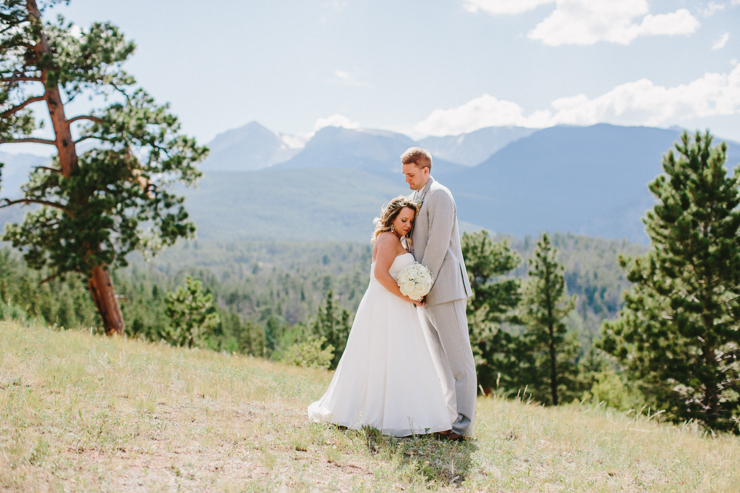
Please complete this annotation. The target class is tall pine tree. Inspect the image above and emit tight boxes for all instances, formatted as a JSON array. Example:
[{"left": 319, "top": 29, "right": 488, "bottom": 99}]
[
  {"left": 520, "top": 233, "right": 578, "bottom": 406},
  {"left": 600, "top": 131, "right": 740, "bottom": 432},
  {"left": 0, "top": 0, "right": 206, "bottom": 334},
  {"left": 163, "top": 276, "right": 220, "bottom": 349},
  {"left": 309, "top": 290, "right": 352, "bottom": 370},
  {"left": 460, "top": 230, "right": 523, "bottom": 394}
]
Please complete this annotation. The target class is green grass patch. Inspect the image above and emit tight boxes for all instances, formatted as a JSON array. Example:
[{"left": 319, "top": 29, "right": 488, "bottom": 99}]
[{"left": 1, "top": 321, "right": 738, "bottom": 491}]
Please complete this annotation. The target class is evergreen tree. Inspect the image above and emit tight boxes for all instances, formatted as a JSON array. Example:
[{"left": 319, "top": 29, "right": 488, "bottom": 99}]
[
  {"left": 0, "top": 0, "right": 207, "bottom": 335},
  {"left": 519, "top": 233, "right": 577, "bottom": 406},
  {"left": 460, "top": 230, "right": 523, "bottom": 393},
  {"left": 163, "top": 276, "right": 220, "bottom": 348},
  {"left": 600, "top": 131, "right": 740, "bottom": 432},
  {"left": 308, "top": 290, "right": 351, "bottom": 370}
]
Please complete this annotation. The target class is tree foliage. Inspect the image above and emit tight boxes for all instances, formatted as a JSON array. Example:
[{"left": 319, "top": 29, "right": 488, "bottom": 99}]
[
  {"left": 461, "top": 230, "right": 523, "bottom": 393},
  {"left": 519, "top": 233, "right": 577, "bottom": 406},
  {"left": 600, "top": 131, "right": 740, "bottom": 432},
  {"left": 163, "top": 276, "right": 220, "bottom": 348},
  {"left": 0, "top": 0, "right": 207, "bottom": 334},
  {"left": 281, "top": 335, "right": 335, "bottom": 370},
  {"left": 307, "top": 290, "right": 352, "bottom": 370}
]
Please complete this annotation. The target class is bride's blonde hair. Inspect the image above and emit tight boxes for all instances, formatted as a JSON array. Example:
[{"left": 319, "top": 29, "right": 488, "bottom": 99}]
[{"left": 371, "top": 196, "right": 419, "bottom": 244}]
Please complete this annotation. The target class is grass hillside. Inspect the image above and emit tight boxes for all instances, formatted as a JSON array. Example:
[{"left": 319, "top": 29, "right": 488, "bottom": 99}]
[{"left": 1, "top": 322, "right": 738, "bottom": 492}]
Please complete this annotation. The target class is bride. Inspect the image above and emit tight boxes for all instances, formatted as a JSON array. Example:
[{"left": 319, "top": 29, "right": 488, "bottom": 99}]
[{"left": 308, "top": 197, "right": 455, "bottom": 436}]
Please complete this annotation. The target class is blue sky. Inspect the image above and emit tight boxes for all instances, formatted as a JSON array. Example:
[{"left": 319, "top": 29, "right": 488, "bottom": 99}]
[{"left": 13, "top": 0, "right": 740, "bottom": 152}]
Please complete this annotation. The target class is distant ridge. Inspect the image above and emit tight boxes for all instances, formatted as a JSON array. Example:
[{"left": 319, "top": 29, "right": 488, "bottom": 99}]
[
  {"left": 445, "top": 124, "right": 740, "bottom": 243},
  {"left": 273, "top": 126, "right": 465, "bottom": 177},
  {"left": 183, "top": 124, "right": 740, "bottom": 243},
  {"left": 419, "top": 126, "right": 537, "bottom": 166},
  {"left": 4, "top": 123, "right": 740, "bottom": 244},
  {"left": 200, "top": 121, "right": 302, "bottom": 172}
]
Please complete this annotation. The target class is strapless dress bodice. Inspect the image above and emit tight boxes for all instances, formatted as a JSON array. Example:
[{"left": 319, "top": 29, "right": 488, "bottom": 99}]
[{"left": 370, "top": 252, "right": 415, "bottom": 282}]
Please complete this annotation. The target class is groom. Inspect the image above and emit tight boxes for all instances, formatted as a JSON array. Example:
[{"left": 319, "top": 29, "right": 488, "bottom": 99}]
[{"left": 401, "top": 147, "right": 476, "bottom": 439}]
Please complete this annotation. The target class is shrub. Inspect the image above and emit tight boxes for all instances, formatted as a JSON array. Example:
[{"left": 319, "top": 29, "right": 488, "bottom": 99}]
[
  {"left": 281, "top": 335, "right": 335, "bottom": 370},
  {"left": 581, "top": 370, "right": 644, "bottom": 412}
]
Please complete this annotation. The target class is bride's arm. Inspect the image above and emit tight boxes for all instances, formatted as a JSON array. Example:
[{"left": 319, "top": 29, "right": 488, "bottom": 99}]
[{"left": 375, "top": 233, "right": 417, "bottom": 304}]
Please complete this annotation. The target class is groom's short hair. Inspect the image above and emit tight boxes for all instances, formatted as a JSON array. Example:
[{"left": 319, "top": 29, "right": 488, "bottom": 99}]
[{"left": 401, "top": 147, "right": 432, "bottom": 170}]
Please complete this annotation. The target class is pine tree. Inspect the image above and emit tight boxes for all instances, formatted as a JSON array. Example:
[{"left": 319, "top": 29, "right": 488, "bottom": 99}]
[
  {"left": 520, "top": 233, "right": 577, "bottom": 406},
  {"left": 460, "top": 230, "right": 523, "bottom": 394},
  {"left": 309, "top": 290, "right": 351, "bottom": 370},
  {"left": 600, "top": 131, "right": 740, "bottom": 432},
  {"left": 0, "top": 0, "right": 207, "bottom": 335},
  {"left": 163, "top": 276, "right": 220, "bottom": 349}
]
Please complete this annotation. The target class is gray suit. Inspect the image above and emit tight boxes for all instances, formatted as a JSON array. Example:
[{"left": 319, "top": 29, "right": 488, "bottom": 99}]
[{"left": 410, "top": 177, "right": 476, "bottom": 436}]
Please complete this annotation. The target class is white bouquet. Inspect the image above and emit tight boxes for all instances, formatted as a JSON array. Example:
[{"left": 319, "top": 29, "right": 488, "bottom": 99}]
[{"left": 396, "top": 262, "right": 434, "bottom": 301}]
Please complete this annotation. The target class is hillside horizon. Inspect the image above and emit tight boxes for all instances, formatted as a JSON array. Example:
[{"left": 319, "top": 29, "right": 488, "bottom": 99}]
[{"left": 3, "top": 122, "right": 740, "bottom": 244}]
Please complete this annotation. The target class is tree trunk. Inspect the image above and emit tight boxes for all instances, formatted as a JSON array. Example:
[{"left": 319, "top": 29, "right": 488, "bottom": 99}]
[
  {"left": 546, "top": 274, "right": 558, "bottom": 406},
  {"left": 28, "top": 0, "right": 125, "bottom": 335},
  {"left": 548, "top": 322, "right": 558, "bottom": 406},
  {"left": 88, "top": 265, "right": 125, "bottom": 336},
  {"left": 703, "top": 343, "right": 719, "bottom": 424},
  {"left": 27, "top": 0, "right": 78, "bottom": 176}
]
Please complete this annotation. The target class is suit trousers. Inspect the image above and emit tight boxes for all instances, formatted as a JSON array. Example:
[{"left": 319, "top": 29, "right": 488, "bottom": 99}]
[{"left": 419, "top": 299, "right": 476, "bottom": 436}]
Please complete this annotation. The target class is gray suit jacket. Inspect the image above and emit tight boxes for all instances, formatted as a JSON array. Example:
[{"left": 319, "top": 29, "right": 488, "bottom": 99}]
[{"left": 410, "top": 177, "right": 472, "bottom": 306}]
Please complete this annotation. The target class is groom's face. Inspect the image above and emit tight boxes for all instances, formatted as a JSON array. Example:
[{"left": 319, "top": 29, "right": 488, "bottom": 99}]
[{"left": 402, "top": 162, "right": 430, "bottom": 191}]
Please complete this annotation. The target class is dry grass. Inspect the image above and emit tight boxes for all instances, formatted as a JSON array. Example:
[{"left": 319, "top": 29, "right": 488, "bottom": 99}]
[{"left": 1, "top": 321, "right": 738, "bottom": 492}]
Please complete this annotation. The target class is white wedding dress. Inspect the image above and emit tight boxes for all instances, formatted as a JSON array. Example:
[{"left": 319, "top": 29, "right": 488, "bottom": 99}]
[{"left": 308, "top": 252, "right": 455, "bottom": 436}]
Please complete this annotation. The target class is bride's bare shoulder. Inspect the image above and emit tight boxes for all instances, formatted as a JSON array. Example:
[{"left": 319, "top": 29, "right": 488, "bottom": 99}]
[
  {"left": 375, "top": 232, "right": 402, "bottom": 254},
  {"left": 376, "top": 231, "right": 400, "bottom": 244}
]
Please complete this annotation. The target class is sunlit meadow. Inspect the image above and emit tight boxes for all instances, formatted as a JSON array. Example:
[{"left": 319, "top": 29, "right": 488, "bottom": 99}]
[{"left": 1, "top": 321, "right": 738, "bottom": 492}]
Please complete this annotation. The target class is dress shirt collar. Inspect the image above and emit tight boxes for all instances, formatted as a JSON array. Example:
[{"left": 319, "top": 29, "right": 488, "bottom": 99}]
[{"left": 415, "top": 175, "right": 434, "bottom": 202}]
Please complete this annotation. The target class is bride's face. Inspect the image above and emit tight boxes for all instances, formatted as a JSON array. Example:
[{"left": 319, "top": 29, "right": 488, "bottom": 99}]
[{"left": 392, "top": 207, "right": 416, "bottom": 237}]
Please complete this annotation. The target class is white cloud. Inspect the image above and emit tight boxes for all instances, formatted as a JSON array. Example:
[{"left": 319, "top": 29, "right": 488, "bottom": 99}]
[
  {"left": 312, "top": 114, "right": 360, "bottom": 133},
  {"left": 699, "top": 2, "right": 725, "bottom": 17},
  {"left": 712, "top": 32, "right": 730, "bottom": 50},
  {"left": 413, "top": 94, "right": 551, "bottom": 136},
  {"left": 278, "top": 133, "right": 309, "bottom": 150},
  {"left": 331, "top": 69, "right": 368, "bottom": 86},
  {"left": 528, "top": 0, "right": 699, "bottom": 46},
  {"left": 463, "top": 0, "right": 554, "bottom": 15},
  {"left": 414, "top": 64, "right": 740, "bottom": 135}
]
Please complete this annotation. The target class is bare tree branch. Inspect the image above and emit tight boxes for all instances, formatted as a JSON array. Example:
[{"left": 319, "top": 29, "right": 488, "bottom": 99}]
[
  {"left": 33, "top": 166, "right": 62, "bottom": 174},
  {"left": 0, "top": 198, "right": 67, "bottom": 212},
  {"left": 1, "top": 76, "right": 42, "bottom": 84},
  {"left": 0, "top": 137, "right": 56, "bottom": 145},
  {"left": 39, "top": 272, "right": 60, "bottom": 285},
  {"left": 110, "top": 82, "right": 132, "bottom": 103},
  {"left": 67, "top": 115, "right": 103, "bottom": 125},
  {"left": 74, "top": 135, "right": 96, "bottom": 144},
  {"left": 0, "top": 95, "right": 45, "bottom": 118}
]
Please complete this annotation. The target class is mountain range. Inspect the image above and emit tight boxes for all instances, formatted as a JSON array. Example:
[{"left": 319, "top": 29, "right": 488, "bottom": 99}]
[
  {"left": 418, "top": 126, "right": 537, "bottom": 166},
  {"left": 199, "top": 121, "right": 303, "bottom": 172},
  {"left": 2, "top": 123, "right": 740, "bottom": 244}
]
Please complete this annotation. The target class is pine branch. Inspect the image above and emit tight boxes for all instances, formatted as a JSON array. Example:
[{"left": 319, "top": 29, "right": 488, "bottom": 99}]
[
  {"left": 0, "top": 95, "right": 45, "bottom": 118},
  {"left": 0, "top": 137, "right": 56, "bottom": 145},
  {"left": 1, "top": 76, "right": 42, "bottom": 83},
  {"left": 68, "top": 115, "right": 103, "bottom": 125},
  {"left": 0, "top": 198, "right": 67, "bottom": 212},
  {"left": 33, "top": 166, "right": 62, "bottom": 174},
  {"left": 74, "top": 135, "right": 96, "bottom": 144},
  {"left": 110, "top": 82, "right": 132, "bottom": 103},
  {"left": 0, "top": 23, "right": 29, "bottom": 36},
  {"left": 39, "top": 272, "right": 60, "bottom": 285}
]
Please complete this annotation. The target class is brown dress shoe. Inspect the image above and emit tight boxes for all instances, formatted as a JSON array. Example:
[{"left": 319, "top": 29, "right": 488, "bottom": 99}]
[{"left": 441, "top": 431, "right": 465, "bottom": 441}]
